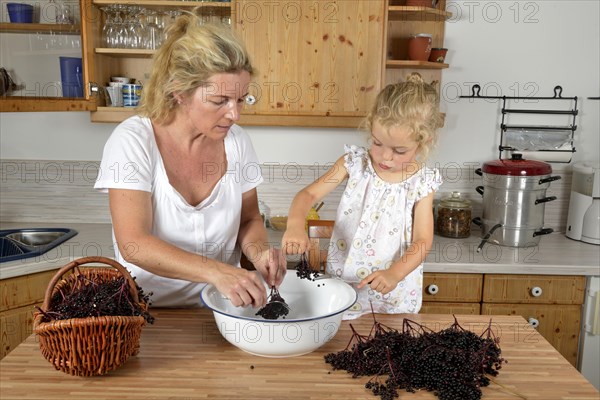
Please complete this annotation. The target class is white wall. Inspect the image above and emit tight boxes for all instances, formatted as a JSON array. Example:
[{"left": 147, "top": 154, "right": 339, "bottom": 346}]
[{"left": 1, "top": 1, "right": 598, "bottom": 166}]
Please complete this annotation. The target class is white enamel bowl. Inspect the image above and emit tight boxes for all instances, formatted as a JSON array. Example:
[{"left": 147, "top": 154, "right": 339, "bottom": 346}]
[{"left": 200, "top": 272, "right": 357, "bottom": 358}]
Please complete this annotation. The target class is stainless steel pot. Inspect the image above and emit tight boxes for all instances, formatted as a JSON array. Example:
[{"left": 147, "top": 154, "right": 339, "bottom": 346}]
[{"left": 474, "top": 154, "right": 561, "bottom": 251}]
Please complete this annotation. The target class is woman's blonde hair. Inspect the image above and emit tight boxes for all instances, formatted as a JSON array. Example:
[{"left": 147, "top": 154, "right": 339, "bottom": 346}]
[
  {"left": 137, "top": 11, "right": 254, "bottom": 124},
  {"left": 363, "top": 73, "right": 443, "bottom": 161}
]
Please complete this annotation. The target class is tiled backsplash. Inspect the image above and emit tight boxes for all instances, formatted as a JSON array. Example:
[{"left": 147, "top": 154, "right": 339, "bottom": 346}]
[{"left": 0, "top": 160, "right": 572, "bottom": 233}]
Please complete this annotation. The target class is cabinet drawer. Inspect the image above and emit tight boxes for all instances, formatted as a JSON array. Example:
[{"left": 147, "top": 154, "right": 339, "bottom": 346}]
[
  {"left": 481, "top": 303, "right": 581, "bottom": 367},
  {"left": 423, "top": 273, "right": 483, "bottom": 303},
  {"left": 421, "top": 302, "right": 480, "bottom": 315},
  {"left": 0, "top": 270, "right": 56, "bottom": 312},
  {"left": 483, "top": 275, "right": 586, "bottom": 304}
]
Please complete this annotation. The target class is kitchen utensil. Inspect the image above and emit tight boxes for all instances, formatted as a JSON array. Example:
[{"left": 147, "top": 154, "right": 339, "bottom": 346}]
[
  {"left": 255, "top": 286, "right": 290, "bottom": 319},
  {"left": 200, "top": 271, "right": 357, "bottom": 357},
  {"left": 269, "top": 215, "right": 287, "bottom": 231},
  {"left": 429, "top": 47, "right": 448, "bottom": 63},
  {"left": 566, "top": 161, "right": 600, "bottom": 245},
  {"left": 58, "top": 57, "right": 83, "bottom": 98},
  {"left": 122, "top": 83, "right": 142, "bottom": 107},
  {"left": 474, "top": 154, "right": 560, "bottom": 249},
  {"left": 111, "top": 76, "right": 131, "bottom": 83},
  {"left": 6, "top": 3, "right": 33, "bottom": 23},
  {"left": 408, "top": 33, "right": 432, "bottom": 61}
]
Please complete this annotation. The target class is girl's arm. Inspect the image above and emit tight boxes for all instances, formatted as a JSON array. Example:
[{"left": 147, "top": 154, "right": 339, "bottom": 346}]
[
  {"left": 282, "top": 155, "right": 349, "bottom": 255},
  {"left": 109, "top": 188, "right": 268, "bottom": 307},
  {"left": 237, "top": 188, "right": 286, "bottom": 287},
  {"left": 357, "top": 191, "right": 435, "bottom": 294}
]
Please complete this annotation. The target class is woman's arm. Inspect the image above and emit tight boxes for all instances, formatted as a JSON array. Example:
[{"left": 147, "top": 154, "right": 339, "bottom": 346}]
[
  {"left": 109, "top": 188, "right": 268, "bottom": 307},
  {"left": 281, "top": 155, "right": 349, "bottom": 255},
  {"left": 357, "top": 191, "right": 435, "bottom": 294},
  {"left": 237, "top": 188, "right": 286, "bottom": 287}
]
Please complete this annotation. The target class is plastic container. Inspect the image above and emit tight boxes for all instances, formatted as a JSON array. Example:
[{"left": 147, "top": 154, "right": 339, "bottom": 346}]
[
  {"left": 408, "top": 34, "right": 432, "bottom": 61},
  {"left": 6, "top": 3, "right": 34, "bottom": 23},
  {"left": 59, "top": 56, "right": 83, "bottom": 98},
  {"left": 436, "top": 192, "right": 472, "bottom": 238}
]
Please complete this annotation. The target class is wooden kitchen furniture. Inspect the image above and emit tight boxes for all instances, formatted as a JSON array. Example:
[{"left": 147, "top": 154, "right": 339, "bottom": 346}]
[
  {"left": 1, "top": 0, "right": 450, "bottom": 122},
  {"left": 0, "top": 269, "right": 57, "bottom": 359},
  {"left": 1, "top": 308, "right": 597, "bottom": 399}
]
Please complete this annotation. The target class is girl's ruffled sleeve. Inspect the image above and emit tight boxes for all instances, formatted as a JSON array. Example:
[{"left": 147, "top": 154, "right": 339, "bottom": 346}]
[
  {"left": 415, "top": 167, "right": 443, "bottom": 201},
  {"left": 343, "top": 144, "right": 369, "bottom": 176}
]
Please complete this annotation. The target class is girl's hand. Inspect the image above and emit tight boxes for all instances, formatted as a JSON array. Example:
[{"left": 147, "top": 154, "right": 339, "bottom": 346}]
[
  {"left": 281, "top": 226, "right": 310, "bottom": 255},
  {"left": 253, "top": 247, "right": 287, "bottom": 287},
  {"left": 357, "top": 269, "right": 404, "bottom": 295}
]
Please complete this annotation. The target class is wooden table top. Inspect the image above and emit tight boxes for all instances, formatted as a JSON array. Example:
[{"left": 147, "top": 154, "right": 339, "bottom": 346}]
[{"left": 1, "top": 308, "right": 598, "bottom": 400}]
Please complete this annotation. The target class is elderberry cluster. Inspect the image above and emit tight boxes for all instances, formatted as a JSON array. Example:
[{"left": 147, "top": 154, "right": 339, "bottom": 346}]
[
  {"left": 324, "top": 316, "right": 506, "bottom": 400},
  {"left": 295, "top": 254, "right": 318, "bottom": 281},
  {"left": 38, "top": 274, "right": 154, "bottom": 324},
  {"left": 255, "top": 286, "right": 289, "bottom": 320}
]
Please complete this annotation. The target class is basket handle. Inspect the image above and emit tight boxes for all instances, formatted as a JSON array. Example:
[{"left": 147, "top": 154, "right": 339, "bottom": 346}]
[{"left": 40, "top": 256, "right": 141, "bottom": 311}]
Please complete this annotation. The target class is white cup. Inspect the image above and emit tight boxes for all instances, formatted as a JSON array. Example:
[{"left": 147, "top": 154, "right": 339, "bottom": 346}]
[{"left": 105, "top": 86, "right": 123, "bottom": 107}]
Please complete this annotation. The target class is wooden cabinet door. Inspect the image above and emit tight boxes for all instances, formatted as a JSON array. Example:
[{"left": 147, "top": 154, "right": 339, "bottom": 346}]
[
  {"left": 235, "top": 0, "right": 385, "bottom": 127},
  {"left": 482, "top": 303, "right": 582, "bottom": 367},
  {"left": 0, "top": 270, "right": 56, "bottom": 312},
  {"left": 423, "top": 273, "right": 483, "bottom": 303},
  {"left": 0, "top": 304, "right": 37, "bottom": 359},
  {"left": 483, "top": 275, "right": 586, "bottom": 305},
  {"left": 421, "top": 302, "right": 480, "bottom": 315}
]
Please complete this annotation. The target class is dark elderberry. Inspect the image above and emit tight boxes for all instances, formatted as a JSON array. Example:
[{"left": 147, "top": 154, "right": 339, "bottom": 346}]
[
  {"left": 255, "top": 286, "right": 289, "bottom": 320},
  {"left": 36, "top": 273, "right": 154, "bottom": 324},
  {"left": 324, "top": 315, "right": 506, "bottom": 400},
  {"left": 295, "top": 253, "right": 318, "bottom": 281}
]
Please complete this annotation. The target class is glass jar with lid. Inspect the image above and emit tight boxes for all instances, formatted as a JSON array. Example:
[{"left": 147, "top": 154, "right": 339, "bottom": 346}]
[{"left": 436, "top": 192, "right": 472, "bottom": 238}]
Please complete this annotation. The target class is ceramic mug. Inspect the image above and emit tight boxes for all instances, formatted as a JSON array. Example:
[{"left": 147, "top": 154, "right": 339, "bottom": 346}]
[
  {"left": 122, "top": 84, "right": 142, "bottom": 107},
  {"left": 105, "top": 85, "right": 123, "bottom": 107},
  {"left": 408, "top": 34, "right": 432, "bottom": 61}
]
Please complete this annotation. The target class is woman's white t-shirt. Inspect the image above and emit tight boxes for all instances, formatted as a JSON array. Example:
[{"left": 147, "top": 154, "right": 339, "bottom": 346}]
[{"left": 94, "top": 116, "right": 263, "bottom": 307}]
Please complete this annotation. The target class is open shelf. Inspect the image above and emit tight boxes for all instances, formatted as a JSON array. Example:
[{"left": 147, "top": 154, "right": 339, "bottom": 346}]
[
  {"left": 386, "top": 60, "right": 448, "bottom": 69},
  {"left": 0, "top": 22, "right": 80, "bottom": 34}
]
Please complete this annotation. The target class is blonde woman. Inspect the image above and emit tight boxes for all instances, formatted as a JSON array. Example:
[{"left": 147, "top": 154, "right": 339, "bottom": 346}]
[
  {"left": 282, "top": 73, "right": 444, "bottom": 319},
  {"left": 95, "top": 13, "right": 285, "bottom": 308}
]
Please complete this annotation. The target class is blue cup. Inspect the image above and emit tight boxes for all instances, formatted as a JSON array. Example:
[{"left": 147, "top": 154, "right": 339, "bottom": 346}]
[
  {"left": 59, "top": 56, "right": 83, "bottom": 98},
  {"left": 6, "top": 3, "right": 34, "bottom": 23},
  {"left": 122, "top": 84, "right": 142, "bottom": 107}
]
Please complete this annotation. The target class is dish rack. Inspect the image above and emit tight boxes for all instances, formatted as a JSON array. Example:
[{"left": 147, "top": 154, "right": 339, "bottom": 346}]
[{"left": 460, "top": 85, "right": 578, "bottom": 163}]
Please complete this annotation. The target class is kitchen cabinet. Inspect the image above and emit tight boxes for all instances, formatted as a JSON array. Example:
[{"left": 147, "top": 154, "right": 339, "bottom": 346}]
[
  {"left": 82, "top": 0, "right": 451, "bottom": 126},
  {"left": 481, "top": 274, "right": 587, "bottom": 367},
  {"left": 0, "top": 1, "right": 95, "bottom": 112},
  {"left": 383, "top": 0, "right": 451, "bottom": 88},
  {"left": 0, "top": 269, "right": 56, "bottom": 359},
  {"left": 420, "top": 272, "right": 482, "bottom": 314}
]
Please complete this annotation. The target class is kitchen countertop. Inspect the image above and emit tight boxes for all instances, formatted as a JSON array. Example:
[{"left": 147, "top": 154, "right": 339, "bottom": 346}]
[
  {"left": 1, "top": 308, "right": 598, "bottom": 399},
  {"left": 1, "top": 222, "right": 598, "bottom": 280}
]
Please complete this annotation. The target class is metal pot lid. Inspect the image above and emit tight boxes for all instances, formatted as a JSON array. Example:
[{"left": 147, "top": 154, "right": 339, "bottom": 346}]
[{"left": 481, "top": 153, "right": 552, "bottom": 176}]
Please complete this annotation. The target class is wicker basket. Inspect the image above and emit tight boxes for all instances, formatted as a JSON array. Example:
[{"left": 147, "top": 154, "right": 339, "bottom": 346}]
[{"left": 33, "top": 256, "right": 148, "bottom": 377}]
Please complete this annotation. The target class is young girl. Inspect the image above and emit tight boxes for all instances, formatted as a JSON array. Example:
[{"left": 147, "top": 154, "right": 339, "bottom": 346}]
[{"left": 281, "top": 73, "right": 443, "bottom": 319}]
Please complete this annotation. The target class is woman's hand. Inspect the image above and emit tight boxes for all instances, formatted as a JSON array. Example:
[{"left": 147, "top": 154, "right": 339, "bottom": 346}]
[
  {"left": 253, "top": 247, "right": 287, "bottom": 288},
  {"left": 281, "top": 226, "right": 310, "bottom": 255},
  {"left": 357, "top": 269, "right": 404, "bottom": 295},
  {"left": 212, "top": 264, "right": 269, "bottom": 308}
]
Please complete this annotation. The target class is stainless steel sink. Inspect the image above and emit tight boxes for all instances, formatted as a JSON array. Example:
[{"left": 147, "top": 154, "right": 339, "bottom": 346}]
[{"left": 0, "top": 228, "right": 78, "bottom": 263}]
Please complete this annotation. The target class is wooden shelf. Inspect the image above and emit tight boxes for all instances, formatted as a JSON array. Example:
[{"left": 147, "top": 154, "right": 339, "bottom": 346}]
[
  {"left": 0, "top": 97, "right": 95, "bottom": 112},
  {"left": 386, "top": 60, "right": 449, "bottom": 69},
  {"left": 0, "top": 22, "right": 80, "bottom": 34},
  {"left": 388, "top": 6, "right": 452, "bottom": 20},
  {"left": 95, "top": 48, "right": 155, "bottom": 57},
  {"left": 92, "top": 0, "right": 231, "bottom": 7}
]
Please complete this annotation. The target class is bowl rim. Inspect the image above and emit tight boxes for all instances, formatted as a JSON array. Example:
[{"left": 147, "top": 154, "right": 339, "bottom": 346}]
[{"left": 200, "top": 278, "right": 357, "bottom": 324}]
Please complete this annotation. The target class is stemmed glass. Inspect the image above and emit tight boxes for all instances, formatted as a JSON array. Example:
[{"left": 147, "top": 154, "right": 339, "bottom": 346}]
[{"left": 100, "top": 6, "right": 116, "bottom": 47}]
